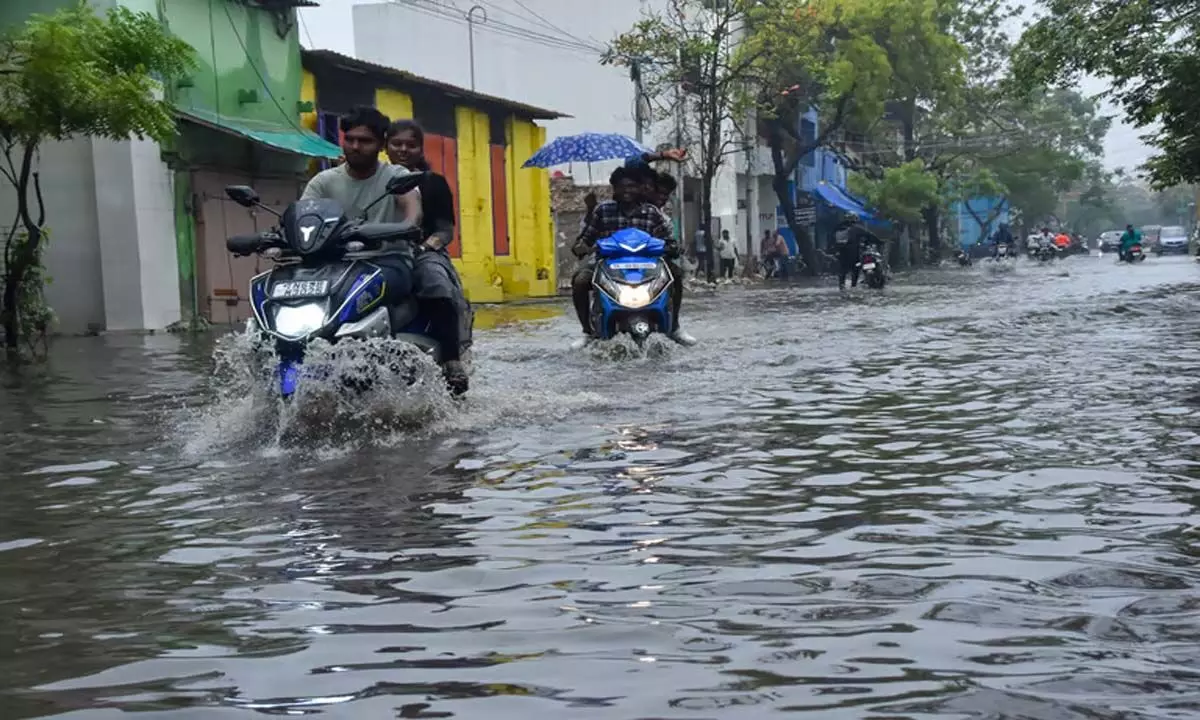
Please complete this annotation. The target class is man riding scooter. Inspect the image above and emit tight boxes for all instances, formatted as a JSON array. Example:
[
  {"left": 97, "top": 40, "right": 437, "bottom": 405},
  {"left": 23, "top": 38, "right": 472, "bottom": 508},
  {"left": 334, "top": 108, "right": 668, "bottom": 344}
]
[
  {"left": 570, "top": 166, "right": 694, "bottom": 348},
  {"left": 991, "top": 222, "right": 1014, "bottom": 258},
  {"left": 1118, "top": 224, "right": 1141, "bottom": 262}
]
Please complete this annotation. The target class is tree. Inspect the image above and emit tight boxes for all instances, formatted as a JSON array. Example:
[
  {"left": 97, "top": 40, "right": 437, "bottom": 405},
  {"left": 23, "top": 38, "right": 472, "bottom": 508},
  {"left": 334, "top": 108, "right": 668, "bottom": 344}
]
[
  {"left": 0, "top": 3, "right": 192, "bottom": 357},
  {"left": 849, "top": 159, "right": 939, "bottom": 226},
  {"left": 740, "top": 0, "right": 892, "bottom": 274},
  {"left": 1012, "top": 0, "right": 1200, "bottom": 187},
  {"left": 948, "top": 167, "right": 1008, "bottom": 246},
  {"left": 606, "top": 0, "right": 761, "bottom": 282},
  {"left": 975, "top": 88, "right": 1108, "bottom": 233}
]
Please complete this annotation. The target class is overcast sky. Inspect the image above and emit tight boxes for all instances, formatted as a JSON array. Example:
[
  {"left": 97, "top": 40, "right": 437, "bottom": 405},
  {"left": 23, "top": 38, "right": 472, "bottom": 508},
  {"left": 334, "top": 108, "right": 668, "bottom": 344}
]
[{"left": 296, "top": 0, "right": 1154, "bottom": 173}]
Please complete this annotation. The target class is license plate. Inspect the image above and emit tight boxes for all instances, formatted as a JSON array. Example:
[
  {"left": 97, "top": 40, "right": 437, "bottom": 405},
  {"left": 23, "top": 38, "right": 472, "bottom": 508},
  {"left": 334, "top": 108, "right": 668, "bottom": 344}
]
[
  {"left": 862, "top": 262, "right": 876, "bottom": 270},
  {"left": 271, "top": 280, "right": 329, "bottom": 298},
  {"left": 609, "top": 261, "right": 657, "bottom": 270}
]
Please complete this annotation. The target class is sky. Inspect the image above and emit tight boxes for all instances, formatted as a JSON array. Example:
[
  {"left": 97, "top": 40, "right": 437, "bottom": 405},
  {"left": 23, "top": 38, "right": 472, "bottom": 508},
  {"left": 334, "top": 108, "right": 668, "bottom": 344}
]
[{"left": 295, "top": 0, "right": 1155, "bottom": 174}]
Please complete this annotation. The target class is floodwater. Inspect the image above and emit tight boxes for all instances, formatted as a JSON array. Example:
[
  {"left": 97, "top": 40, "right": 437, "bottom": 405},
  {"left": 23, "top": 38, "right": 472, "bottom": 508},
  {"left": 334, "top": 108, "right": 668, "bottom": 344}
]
[{"left": 2, "top": 255, "right": 1200, "bottom": 719}]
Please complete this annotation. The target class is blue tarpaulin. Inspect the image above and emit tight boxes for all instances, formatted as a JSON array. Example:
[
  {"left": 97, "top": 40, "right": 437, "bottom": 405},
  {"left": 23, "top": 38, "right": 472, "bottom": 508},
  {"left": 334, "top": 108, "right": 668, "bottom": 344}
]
[{"left": 814, "top": 182, "right": 889, "bottom": 227}]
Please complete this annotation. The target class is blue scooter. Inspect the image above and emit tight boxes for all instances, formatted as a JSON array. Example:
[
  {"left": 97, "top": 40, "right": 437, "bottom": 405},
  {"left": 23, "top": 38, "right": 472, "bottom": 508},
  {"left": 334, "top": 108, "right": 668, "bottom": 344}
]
[{"left": 589, "top": 228, "right": 674, "bottom": 343}]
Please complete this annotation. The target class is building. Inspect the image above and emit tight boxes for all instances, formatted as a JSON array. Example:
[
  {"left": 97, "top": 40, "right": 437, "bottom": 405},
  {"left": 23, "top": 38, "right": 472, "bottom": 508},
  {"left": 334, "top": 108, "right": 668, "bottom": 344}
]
[
  {"left": 299, "top": 49, "right": 564, "bottom": 305},
  {"left": 1, "top": 0, "right": 565, "bottom": 334},
  {"left": 0, "top": 0, "right": 341, "bottom": 332}
]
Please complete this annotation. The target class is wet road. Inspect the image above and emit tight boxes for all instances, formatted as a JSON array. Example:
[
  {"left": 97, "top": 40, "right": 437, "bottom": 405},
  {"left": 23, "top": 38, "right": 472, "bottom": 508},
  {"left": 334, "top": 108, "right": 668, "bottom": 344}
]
[{"left": 3, "top": 256, "right": 1200, "bottom": 719}]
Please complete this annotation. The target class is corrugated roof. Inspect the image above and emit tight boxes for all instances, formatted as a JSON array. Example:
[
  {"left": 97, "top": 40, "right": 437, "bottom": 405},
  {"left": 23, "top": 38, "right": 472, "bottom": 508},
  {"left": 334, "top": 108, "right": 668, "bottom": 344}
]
[{"left": 302, "top": 49, "right": 569, "bottom": 121}]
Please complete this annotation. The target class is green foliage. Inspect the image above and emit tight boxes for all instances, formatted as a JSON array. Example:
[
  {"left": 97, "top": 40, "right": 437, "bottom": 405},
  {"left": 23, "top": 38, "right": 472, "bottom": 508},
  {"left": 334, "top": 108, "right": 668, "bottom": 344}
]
[
  {"left": 0, "top": 3, "right": 193, "bottom": 144},
  {"left": 850, "top": 160, "right": 940, "bottom": 224},
  {"left": 12, "top": 228, "right": 54, "bottom": 359},
  {"left": 0, "top": 2, "right": 193, "bottom": 356},
  {"left": 1012, "top": 0, "right": 1200, "bottom": 187}
]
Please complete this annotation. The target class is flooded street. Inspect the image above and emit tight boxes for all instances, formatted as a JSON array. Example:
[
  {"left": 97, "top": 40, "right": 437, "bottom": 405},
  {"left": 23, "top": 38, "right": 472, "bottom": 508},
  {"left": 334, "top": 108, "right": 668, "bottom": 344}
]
[{"left": 3, "top": 256, "right": 1200, "bottom": 719}]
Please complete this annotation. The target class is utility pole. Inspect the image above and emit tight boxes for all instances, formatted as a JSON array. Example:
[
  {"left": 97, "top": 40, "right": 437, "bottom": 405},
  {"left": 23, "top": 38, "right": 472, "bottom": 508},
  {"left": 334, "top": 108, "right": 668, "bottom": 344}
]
[
  {"left": 631, "top": 58, "right": 645, "bottom": 144},
  {"left": 466, "top": 5, "right": 487, "bottom": 92},
  {"left": 672, "top": 50, "right": 685, "bottom": 246}
]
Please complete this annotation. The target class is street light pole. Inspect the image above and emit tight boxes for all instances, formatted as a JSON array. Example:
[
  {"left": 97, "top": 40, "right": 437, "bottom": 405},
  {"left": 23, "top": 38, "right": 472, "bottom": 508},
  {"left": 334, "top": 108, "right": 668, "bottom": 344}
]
[{"left": 466, "top": 5, "right": 487, "bottom": 92}]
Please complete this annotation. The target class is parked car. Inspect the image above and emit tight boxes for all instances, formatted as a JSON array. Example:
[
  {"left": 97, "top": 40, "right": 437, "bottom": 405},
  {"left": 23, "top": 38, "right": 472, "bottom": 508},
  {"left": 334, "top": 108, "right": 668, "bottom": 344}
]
[
  {"left": 1143, "top": 225, "right": 1162, "bottom": 251},
  {"left": 1156, "top": 225, "right": 1188, "bottom": 255},
  {"left": 1097, "top": 230, "right": 1123, "bottom": 253}
]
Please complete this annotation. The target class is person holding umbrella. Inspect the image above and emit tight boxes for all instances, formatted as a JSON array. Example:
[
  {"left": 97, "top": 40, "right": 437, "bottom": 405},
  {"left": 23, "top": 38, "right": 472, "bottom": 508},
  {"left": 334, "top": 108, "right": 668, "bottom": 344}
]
[{"left": 570, "top": 166, "right": 695, "bottom": 348}]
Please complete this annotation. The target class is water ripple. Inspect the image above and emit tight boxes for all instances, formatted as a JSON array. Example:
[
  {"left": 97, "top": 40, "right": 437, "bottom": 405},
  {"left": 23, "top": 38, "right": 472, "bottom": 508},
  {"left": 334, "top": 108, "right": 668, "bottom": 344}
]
[{"left": 2, "top": 257, "right": 1200, "bottom": 718}]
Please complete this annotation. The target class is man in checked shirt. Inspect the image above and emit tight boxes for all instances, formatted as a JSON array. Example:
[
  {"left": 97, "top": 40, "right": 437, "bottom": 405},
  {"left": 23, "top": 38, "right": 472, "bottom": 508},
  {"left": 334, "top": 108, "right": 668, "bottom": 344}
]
[{"left": 570, "top": 165, "right": 696, "bottom": 348}]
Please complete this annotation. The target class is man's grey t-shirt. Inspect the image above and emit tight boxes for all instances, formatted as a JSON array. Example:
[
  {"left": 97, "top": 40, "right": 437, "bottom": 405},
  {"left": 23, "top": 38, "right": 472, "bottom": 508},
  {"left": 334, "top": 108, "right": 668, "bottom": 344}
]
[{"left": 301, "top": 163, "right": 414, "bottom": 224}]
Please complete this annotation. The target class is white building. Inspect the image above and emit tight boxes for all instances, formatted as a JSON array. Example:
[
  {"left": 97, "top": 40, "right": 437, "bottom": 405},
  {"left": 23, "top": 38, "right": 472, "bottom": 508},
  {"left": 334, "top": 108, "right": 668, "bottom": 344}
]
[{"left": 352, "top": 0, "right": 776, "bottom": 257}]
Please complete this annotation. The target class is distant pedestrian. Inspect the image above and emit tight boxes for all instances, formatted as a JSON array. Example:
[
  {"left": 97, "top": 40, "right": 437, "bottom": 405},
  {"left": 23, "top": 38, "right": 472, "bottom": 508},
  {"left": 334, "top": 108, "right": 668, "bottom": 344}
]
[
  {"left": 773, "top": 230, "right": 790, "bottom": 279},
  {"left": 760, "top": 229, "right": 776, "bottom": 277},
  {"left": 717, "top": 229, "right": 738, "bottom": 279},
  {"left": 694, "top": 227, "right": 709, "bottom": 278}
]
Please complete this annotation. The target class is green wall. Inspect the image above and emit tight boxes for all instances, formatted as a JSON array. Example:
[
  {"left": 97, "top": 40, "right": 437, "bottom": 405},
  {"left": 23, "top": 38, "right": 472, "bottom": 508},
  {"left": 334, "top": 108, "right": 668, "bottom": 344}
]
[{"left": 159, "top": 0, "right": 305, "bottom": 130}]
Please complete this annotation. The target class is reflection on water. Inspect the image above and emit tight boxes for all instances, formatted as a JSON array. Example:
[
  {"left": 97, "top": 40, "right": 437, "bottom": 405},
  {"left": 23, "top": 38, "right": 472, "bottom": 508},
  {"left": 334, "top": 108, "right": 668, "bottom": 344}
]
[{"left": 2, "top": 257, "right": 1200, "bottom": 718}]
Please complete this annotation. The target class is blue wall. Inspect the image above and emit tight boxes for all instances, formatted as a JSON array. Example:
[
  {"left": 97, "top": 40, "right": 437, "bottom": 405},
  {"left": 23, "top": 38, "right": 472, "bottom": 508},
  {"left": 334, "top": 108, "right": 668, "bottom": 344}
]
[{"left": 954, "top": 197, "right": 1010, "bottom": 247}]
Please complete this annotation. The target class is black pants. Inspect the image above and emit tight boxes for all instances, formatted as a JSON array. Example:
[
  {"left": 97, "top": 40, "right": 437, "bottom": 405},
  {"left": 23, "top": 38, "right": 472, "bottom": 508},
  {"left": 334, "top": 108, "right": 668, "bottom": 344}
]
[
  {"left": 837, "top": 253, "right": 860, "bottom": 288},
  {"left": 412, "top": 251, "right": 468, "bottom": 363},
  {"left": 720, "top": 258, "right": 735, "bottom": 279},
  {"left": 667, "top": 259, "right": 683, "bottom": 331}
]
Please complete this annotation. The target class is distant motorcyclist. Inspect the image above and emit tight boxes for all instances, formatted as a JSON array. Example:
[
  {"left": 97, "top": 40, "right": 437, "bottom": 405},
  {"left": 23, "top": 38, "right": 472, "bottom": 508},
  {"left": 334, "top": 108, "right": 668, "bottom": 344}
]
[
  {"left": 571, "top": 166, "right": 690, "bottom": 348},
  {"left": 1028, "top": 227, "right": 1053, "bottom": 254},
  {"left": 1119, "top": 224, "right": 1141, "bottom": 261},
  {"left": 991, "top": 223, "right": 1014, "bottom": 258},
  {"left": 834, "top": 216, "right": 881, "bottom": 290}
]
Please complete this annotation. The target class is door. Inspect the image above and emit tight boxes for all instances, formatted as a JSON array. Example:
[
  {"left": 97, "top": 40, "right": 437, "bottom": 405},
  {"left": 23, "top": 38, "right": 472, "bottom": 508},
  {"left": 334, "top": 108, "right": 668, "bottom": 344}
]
[{"left": 193, "top": 171, "right": 301, "bottom": 326}]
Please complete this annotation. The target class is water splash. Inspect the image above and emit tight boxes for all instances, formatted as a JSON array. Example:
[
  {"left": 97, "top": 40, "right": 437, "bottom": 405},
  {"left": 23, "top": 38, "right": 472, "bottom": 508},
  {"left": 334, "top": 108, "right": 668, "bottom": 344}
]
[
  {"left": 179, "top": 329, "right": 454, "bottom": 456},
  {"left": 583, "top": 333, "right": 675, "bottom": 362}
]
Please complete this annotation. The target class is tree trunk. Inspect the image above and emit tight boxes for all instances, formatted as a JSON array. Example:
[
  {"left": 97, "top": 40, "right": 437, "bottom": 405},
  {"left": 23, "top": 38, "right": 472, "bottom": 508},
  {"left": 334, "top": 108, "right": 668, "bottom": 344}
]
[
  {"left": 768, "top": 135, "right": 817, "bottom": 275},
  {"left": 702, "top": 172, "right": 716, "bottom": 283},
  {"left": 3, "top": 142, "right": 43, "bottom": 358},
  {"left": 922, "top": 205, "right": 941, "bottom": 261}
]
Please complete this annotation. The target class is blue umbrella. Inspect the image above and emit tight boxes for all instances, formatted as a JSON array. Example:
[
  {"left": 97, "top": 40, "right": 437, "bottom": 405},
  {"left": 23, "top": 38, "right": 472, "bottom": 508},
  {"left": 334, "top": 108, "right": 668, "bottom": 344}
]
[{"left": 522, "top": 132, "right": 653, "bottom": 168}]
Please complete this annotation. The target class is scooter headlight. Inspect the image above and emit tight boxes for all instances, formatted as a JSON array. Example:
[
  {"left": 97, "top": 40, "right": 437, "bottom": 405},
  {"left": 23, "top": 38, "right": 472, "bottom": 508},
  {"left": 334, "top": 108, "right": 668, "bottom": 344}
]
[
  {"left": 615, "top": 283, "right": 654, "bottom": 308},
  {"left": 597, "top": 264, "right": 671, "bottom": 309},
  {"left": 273, "top": 302, "right": 328, "bottom": 338}
]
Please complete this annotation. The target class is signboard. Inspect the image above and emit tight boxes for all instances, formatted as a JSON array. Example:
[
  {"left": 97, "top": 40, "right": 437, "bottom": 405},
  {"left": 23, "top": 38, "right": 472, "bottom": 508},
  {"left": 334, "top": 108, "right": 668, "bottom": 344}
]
[{"left": 793, "top": 193, "right": 816, "bottom": 226}]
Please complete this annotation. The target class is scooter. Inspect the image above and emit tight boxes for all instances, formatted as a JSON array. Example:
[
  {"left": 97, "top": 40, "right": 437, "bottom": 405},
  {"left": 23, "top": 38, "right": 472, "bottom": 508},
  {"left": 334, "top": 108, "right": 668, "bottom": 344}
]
[
  {"left": 224, "top": 173, "right": 464, "bottom": 399},
  {"left": 589, "top": 228, "right": 674, "bottom": 343},
  {"left": 1119, "top": 243, "right": 1146, "bottom": 263},
  {"left": 861, "top": 247, "right": 887, "bottom": 289}
]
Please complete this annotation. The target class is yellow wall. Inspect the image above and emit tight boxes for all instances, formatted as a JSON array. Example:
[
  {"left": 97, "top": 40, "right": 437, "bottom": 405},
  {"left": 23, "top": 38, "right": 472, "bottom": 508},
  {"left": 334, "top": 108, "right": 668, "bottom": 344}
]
[
  {"left": 504, "top": 117, "right": 556, "bottom": 298},
  {"left": 455, "top": 105, "right": 504, "bottom": 303},
  {"left": 301, "top": 70, "right": 320, "bottom": 175},
  {"left": 301, "top": 70, "right": 318, "bottom": 132},
  {"left": 375, "top": 88, "right": 413, "bottom": 163},
  {"left": 308, "top": 70, "right": 555, "bottom": 303}
]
